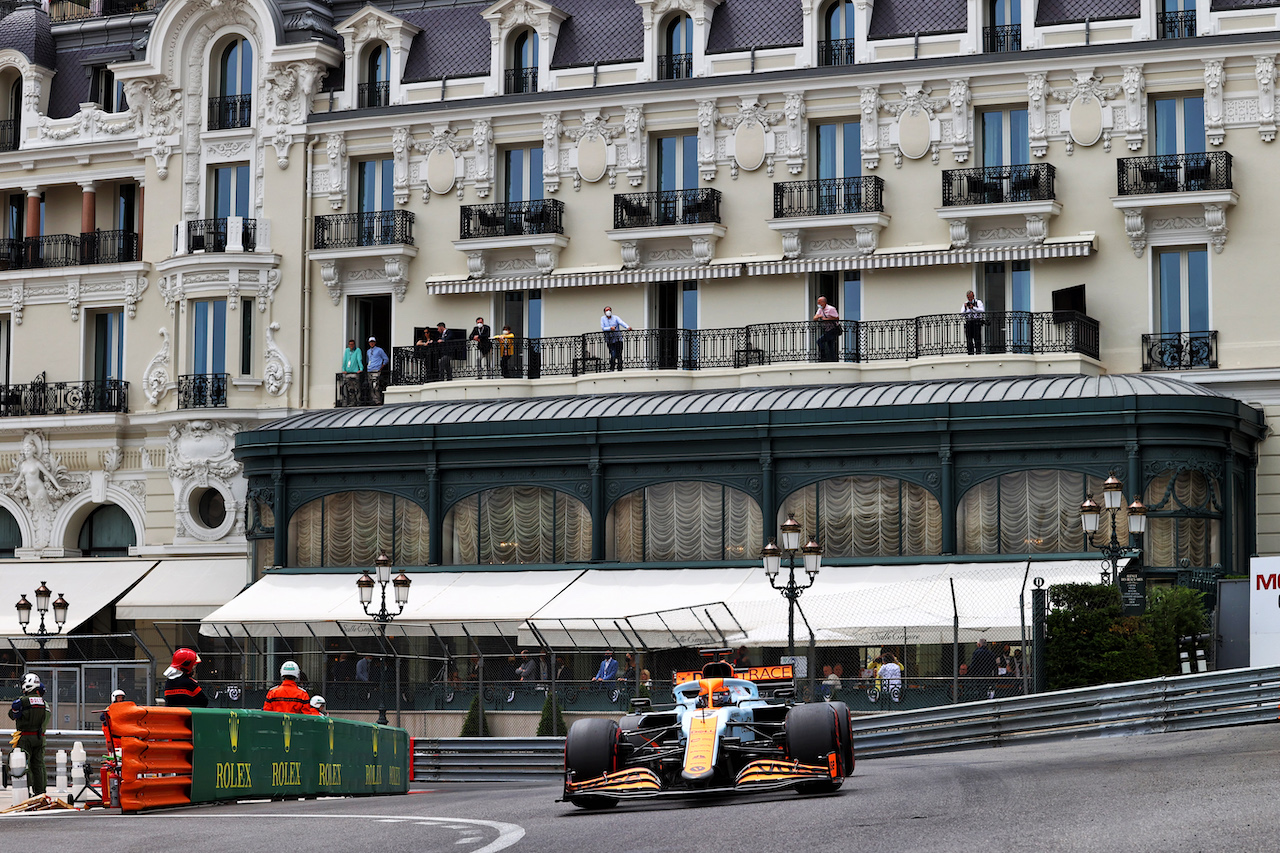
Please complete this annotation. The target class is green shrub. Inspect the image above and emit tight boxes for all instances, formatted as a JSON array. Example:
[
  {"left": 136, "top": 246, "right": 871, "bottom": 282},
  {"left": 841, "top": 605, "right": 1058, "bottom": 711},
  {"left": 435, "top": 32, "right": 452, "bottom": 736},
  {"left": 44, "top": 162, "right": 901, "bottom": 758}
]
[
  {"left": 1145, "top": 585, "right": 1208, "bottom": 674},
  {"left": 459, "top": 694, "right": 490, "bottom": 737},
  {"left": 536, "top": 692, "right": 567, "bottom": 737}
]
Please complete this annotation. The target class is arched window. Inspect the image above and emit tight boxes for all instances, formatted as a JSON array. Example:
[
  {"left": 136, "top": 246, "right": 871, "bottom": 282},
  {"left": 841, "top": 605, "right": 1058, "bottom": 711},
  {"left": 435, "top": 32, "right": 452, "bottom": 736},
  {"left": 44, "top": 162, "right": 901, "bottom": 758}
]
[
  {"left": 361, "top": 44, "right": 390, "bottom": 108},
  {"left": 607, "top": 482, "right": 761, "bottom": 561},
  {"left": 2, "top": 77, "right": 20, "bottom": 151},
  {"left": 780, "top": 477, "right": 941, "bottom": 557},
  {"left": 443, "top": 486, "right": 590, "bottom": 564},
  {"left": 820, "top": 0, "right": 856, "bottom": 66},
  {"left": 505, "top": 29, "right": 539, "bottom": 95},
  {"left": 1144, "top": 469, "right": 1221, "bottom": 570},
  {"left": 77, "top": 504, "right": 136, "bottom": 557},
  {"left": 211, "top": 38, "right": 254, "bottom": 130},
  {"left": 0, "top": 505, "right": 20, "bottom": 557},
  {"left": 659, "top": 15, "right": 693, "bottom": 80},
  {"left": 288, "top": 491, "right": 429, "bottom": 567},
  {"left": 958, "top": 470, "right": 1122, "bottom": 555},
  {"left": 984, "top": 0, "right": 1022, "bottom": 52}
]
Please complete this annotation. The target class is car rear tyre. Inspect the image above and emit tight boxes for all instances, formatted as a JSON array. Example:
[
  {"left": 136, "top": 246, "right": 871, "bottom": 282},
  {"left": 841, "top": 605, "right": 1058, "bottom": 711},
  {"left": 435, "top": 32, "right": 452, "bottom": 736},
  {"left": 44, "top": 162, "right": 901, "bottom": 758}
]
[
  {"left": 565, "top": 718, "right": 621, "bottom": 809},
  {"left": 827, "top": 701, "right": 855, "bottom": 775},
  {"left": 784, "top": 703, "right": 845, "bottom": 794}
]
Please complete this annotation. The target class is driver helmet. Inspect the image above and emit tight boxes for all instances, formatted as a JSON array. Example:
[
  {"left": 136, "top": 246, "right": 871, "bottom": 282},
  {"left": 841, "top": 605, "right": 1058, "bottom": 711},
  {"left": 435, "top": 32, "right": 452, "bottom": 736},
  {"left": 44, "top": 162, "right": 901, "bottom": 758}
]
[
  {"left": 309, "top": 695, "right": 327, "bottom": 711},
  {"left": 712, "top": 689, "right": 732, "bottom": 707},
  {"left": 280, "top": 660, "right": 302, "bottom": 680},
  {"left": 164, "top": 648, "right": 201, "bottom": 679},
  {"left": 21, "top": 673, "right": 41, "bottom": 694}
]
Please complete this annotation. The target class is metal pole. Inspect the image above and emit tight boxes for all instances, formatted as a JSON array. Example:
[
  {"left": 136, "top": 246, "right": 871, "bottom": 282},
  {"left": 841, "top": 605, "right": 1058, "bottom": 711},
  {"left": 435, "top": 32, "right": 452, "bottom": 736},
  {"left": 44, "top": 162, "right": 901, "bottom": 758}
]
[
  {"left": 787, "top": 554, "right": 796, "bottom": 664},
  {"left": 951, "top": 578, "right": 959, "bottom": 704},
  {"left": 1019, "top": 560, "right": 1031, "bottom": 696},
  {"left": 376, "top": 622, "right": 388, "bottom": 726},
  {"left": 1032, "top": 581, "right": 1047, "bottom": 694}
]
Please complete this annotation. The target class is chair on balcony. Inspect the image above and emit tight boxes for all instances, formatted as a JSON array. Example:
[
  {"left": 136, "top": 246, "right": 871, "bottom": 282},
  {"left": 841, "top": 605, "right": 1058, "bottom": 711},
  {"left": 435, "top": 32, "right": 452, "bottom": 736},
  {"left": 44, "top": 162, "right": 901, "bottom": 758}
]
[
  {"left": 474, "top": 208, "right": 504, "bottom": 235},
  {"left": 1011, "top": 171, "right": 1039, "bottom": 200},
  {"left": 619, "top": 196, "right": 651, "bottom": 225},
  {"left": 1183, "top": 156, "right": 1210, "bottom": 192}
]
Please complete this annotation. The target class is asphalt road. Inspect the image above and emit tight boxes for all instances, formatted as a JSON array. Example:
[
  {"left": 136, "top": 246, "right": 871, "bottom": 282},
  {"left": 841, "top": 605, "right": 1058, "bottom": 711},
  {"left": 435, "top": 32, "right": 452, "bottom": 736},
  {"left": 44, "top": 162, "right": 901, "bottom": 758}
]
[{"left": 2, "top": 724, "right": 1277, "bottom": 853}]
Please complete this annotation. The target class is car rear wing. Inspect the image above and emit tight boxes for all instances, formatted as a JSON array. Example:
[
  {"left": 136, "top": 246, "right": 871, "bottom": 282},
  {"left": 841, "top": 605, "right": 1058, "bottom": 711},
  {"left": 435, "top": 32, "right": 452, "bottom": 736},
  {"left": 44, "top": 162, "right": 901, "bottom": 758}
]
[{"left": 671, "top": 664, "right": 795, "bottom": 687}]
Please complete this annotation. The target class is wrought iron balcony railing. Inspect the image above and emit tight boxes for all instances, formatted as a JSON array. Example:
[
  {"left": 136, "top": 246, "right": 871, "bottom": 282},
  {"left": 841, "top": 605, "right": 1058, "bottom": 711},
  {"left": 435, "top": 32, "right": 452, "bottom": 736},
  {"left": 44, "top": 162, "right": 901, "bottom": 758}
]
[
  {"left": 1158, "top": 9, "right": 1196, "bottom": 39},
  {"left": 380, "top": 310, "right": 1099, "bottom": 393},
  {"left": 178, "top": 373, "right": 230, "bottom": 409},
  {"left": 503, "top": 68, "right": 537, "bottom": 95},
  {"left": 1116, "top": 152, "right": 1231, "bottom": 195},
  {"left": 459, "top": 199, "right": 564, "bottom": 239},
  {"left": 0, "top": 373, "right": 128, "bottom": 416},
  {"left": 983, "top": 24, "right": 1021, "bottom": 52},
  {"left": 613, "top": 188, "right": 722, "bottom": 228},
  {"left": 335, "top": 372, "right": 381, "bottom": 408},
  {"left": 818, "top": 38, "right": 856, "bottom": 67},
  {"left": 0, "top": 232, "right": 138, "bottom": 270},
  {"left": 942, "top": 163, "right": 1056, "bottom": 206},
  {"left": 102, "top": 0, "right": 158, "bottom": 14},
  {"left": 657, "top": 53, "right": 693, "bottom": 80},
  {"left": 185, "top": 217, "right": 257, "bottom": 253},
  {"left": 207, "top": 94, "right": 252, "bottom": 131},
  {"left": 358, "top": 81, "right": 390, "bottom": 109},
  {"left": 1142, "top": 331, "right": 1217, "bottom": 371},
  {"left": 0, "top": 118, "right": 17, "bottom": 152},
  {"left": 773, "top": 176, "right": 885, "bottom": 218},
  {"left": 80, "top": 229, "right": 140, "bottom": 265},
  {"left": 315, "top": 210, "right": 415, "bottom": 249}
]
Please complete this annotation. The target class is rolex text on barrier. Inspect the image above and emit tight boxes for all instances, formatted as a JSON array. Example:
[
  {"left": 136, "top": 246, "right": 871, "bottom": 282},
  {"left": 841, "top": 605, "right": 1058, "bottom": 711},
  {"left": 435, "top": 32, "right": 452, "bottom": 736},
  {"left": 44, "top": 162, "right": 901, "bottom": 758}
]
[{"left": 104, "top": 703, "right": 408, "bottom": 812}]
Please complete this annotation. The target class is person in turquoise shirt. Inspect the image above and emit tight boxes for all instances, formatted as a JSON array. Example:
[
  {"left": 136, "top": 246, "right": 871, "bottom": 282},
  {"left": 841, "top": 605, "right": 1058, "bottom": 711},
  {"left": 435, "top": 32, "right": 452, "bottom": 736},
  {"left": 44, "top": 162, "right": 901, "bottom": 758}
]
[{"left": 342, "top": 338, "right": 363, "bottom": 372}]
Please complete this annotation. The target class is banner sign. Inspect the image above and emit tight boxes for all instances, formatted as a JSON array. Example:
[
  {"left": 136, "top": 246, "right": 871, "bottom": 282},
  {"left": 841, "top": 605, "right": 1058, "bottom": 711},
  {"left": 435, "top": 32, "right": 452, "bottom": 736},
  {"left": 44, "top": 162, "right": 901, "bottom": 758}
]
[
  {"left": 1251, "top": 556, "right": 1280, "bottom": 667},
  {"left": 672, "top": 665, "right": 794, "bottom": 685},
  {"left": 188, "top": 709, "right": 408, "bottom": 803}
]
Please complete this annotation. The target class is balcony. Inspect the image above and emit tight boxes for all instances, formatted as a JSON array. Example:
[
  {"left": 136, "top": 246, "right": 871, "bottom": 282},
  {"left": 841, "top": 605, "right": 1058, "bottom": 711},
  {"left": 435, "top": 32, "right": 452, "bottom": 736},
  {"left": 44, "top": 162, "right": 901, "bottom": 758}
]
[
  {"left": 315, "top": 210, "right": 414, "bottom": 249},
  {"left": 503, "top": 68, "right": 537, "bottom": 95},
  {"left": 459, "top": 199, "right": 564, "bottom": 239},
  {"left": 983, "top": 24, "right": 1021, "bottom": 52},
  {"left": 613, "top": 188, "right": 721, "bottom": 228},
  {"left": 0, "top": 373, "right": 128, "bottom": 416},
  {"left": 207, "top": 95, "right": 252, "bottom": 131},
  {"left": 1116, "top": 152, "right": 1231, "bottom": 196},
  {"left": 383, "top": 309, "right": 1099, "bottom": 392},
  {"left": 657, "top": 53, "right": 693, "bottom": 80},
  {"left": 0, "top": 231, "right": 139, "bottom": 271},
  {"left": 335, "top": 372, "right": 381, "bottom": 408},
  {"left": 1158, "top": 9, "right": 1196, "bottom": 39},
  {"left": 48, "top": 0, "right": 92, "bottom": 22},
  {"left": 103, "top": 0, "right": 158, "bottom": 14},
  {"left": 49, "top": 0, "right": 155, "bottom": 20},
  {"left": 0, "top": 118, "right": 17, "bottom": 152},
  {"left": 1142, "top": 331, "right": 1217, "bottom": 371},
  {"left": 943, "top": 163, "right": 1055, "bottom": 206},
  {"left": 818, "top": 38, "right": 856, "bottom": 66},
  {"left": 178, "top": 374, "right": 229, "bottom": 409},
  {"left": 768, "top": 176, "right": 889, "bottom": 258},
  {"left": 180, "top": 217, "right": 258, "bottom": 254},
  {"left": 357, "top": 81, "right": 390, "bottom": 109}
]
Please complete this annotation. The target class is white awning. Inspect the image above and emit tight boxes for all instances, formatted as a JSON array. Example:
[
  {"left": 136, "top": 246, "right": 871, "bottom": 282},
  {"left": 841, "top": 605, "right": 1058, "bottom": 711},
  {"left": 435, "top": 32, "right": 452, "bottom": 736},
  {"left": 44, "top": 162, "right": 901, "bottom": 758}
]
[
  {"left": 0, "top": 560, "right": 157, "bottom": 637},
  {"left": 425, "top": 263, "right": 743, "bottom": 294},
  {"left": 115, "top": 558, "right": 250, "bottom": 620},
  {"left": 744, "top": 235, "right": 1096, "bottom": 276}
]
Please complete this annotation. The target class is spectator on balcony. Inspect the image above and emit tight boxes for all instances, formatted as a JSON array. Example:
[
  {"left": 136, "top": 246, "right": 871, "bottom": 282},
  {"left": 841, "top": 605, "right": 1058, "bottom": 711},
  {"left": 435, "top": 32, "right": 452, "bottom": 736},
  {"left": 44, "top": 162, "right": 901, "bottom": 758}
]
[
  {"left": 813, "top": 296, "right": 841, "bottom": 362},
  {"left": 495, "top": 325, "right": 516, "bottom": 378},
  {"left": 366, "top": 337, "right": 389, "bottom": 404},
  {"left": 435, "top": 322, "right": 466, "bottom": 381},
  {"left": 342, "top": 339, "right": 363, "bottom": 373},
  {"left": 601, "top": 307, "right": 631, "bottom": 371},
  {"left": 471, "top": 317, "right": 492, "bottom": 374},
  {"left": 963, "top": 290, "right": 986, "bottom": 355}
]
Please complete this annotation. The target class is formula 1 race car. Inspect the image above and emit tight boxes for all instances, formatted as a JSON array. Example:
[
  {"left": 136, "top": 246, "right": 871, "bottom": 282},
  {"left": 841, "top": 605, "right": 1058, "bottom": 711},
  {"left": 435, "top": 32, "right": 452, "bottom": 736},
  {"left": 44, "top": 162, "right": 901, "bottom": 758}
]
[{"left": 561, "top": 651, "right": 854, "bottom": 808}]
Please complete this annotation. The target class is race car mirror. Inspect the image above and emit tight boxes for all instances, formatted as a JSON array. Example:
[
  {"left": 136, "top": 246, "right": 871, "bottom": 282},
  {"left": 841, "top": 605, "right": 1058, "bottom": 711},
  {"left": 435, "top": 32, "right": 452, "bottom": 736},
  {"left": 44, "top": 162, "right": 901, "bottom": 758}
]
[{"left": 629, "top": 698, "right": 651, "bottom": 709}]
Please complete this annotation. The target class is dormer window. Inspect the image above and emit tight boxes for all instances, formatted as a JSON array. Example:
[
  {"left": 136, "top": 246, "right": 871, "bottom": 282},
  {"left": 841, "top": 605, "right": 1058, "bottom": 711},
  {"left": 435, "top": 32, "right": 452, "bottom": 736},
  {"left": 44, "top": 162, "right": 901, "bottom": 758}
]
[
  {"left": 984, "top": 0, "right": 1021, "bottom": 53},
  {"left": 506, "top": 29, "right": 538, "bottom": 95},
  {"left": 210, "top": 37, "right": 253, "bottom": 130},
  {"left": 0, "top": 76, "right": 20, "bottom": 152},
  {"left": 659, "top": 15, "right": 693, "bottom": 80},
  {"left": 361, "top": 44, "right": 390, "bottom": 108},
  {"left": 92, "top": 68, "right": 128, "bottom": 113},
  {"left": 820, "top": 0, "right": 855, "bottom": 66}
]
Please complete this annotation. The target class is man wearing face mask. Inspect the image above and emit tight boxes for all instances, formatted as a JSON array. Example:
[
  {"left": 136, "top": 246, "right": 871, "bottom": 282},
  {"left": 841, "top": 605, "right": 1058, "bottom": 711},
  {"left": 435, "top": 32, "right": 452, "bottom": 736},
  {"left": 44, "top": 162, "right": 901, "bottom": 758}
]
[{"left": 600, "top": 306, "right": 631, "bottom": 371}]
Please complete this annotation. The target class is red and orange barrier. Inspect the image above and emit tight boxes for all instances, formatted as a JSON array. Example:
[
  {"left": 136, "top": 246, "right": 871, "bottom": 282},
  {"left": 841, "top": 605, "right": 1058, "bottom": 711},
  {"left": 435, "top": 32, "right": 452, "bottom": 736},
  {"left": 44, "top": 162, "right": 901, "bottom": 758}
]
[{"left": 104, "top": 702, "right": 194, "bottom": 812}]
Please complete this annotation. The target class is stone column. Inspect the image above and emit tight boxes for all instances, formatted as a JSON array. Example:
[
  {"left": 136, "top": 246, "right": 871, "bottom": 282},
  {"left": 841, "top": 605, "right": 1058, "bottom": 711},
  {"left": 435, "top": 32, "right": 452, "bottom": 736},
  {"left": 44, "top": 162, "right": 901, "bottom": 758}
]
[{"left": 80, "top": 182, "right": 95, "bottom": 233}]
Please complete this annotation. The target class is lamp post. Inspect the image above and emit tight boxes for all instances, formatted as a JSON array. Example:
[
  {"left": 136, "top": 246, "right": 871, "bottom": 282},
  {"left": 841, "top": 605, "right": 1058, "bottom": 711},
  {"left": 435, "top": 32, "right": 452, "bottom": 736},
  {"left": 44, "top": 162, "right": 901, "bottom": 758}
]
[
  {"left": 357, "top": 553, "right": 411, "bottom": 726},
  {"left": 1080, "top": 473, "right": 1148, "bottom": 585},
  {"left": 761, "top": 513, "right": 822, "bottom": 667},
  {"left": 15, "top": 582, "right": 68, "bottom": 653}
]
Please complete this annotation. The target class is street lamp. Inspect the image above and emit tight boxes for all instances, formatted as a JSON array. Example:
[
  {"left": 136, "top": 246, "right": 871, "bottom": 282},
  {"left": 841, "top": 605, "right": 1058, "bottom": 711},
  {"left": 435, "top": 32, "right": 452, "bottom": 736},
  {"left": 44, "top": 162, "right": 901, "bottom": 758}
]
[
  {"left": 1080, "top": 473, "right": 1147, "bottom": 585},
  {"left": 356, "top": 553, "right": 410, "bottom": 726},
  {"left": 15, "top": 583, "right": 68, "bottom": 652},
  {"left": 761, "top": 513, "right": 822, "bottom": 667}
]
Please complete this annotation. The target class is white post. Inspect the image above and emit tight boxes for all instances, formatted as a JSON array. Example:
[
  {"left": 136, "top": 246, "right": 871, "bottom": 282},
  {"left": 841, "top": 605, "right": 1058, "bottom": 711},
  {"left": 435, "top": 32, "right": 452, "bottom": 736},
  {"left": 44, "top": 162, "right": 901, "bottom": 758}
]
[
  {"left": 10, "top": 748, "right": 28, "bottom": 805},
  {"left": 70, "top": 742, "right": 87, "bottom": 799},
  {"left": 54, "top": 749, "right": 67, "bottom": 798}
]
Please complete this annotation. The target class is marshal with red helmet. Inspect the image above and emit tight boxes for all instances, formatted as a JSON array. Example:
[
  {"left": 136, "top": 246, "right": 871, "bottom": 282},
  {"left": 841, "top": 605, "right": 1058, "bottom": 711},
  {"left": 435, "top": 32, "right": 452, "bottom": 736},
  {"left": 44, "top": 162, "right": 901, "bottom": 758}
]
[{"left": 162, "top": 648, "right": 209, "bottom": 707}]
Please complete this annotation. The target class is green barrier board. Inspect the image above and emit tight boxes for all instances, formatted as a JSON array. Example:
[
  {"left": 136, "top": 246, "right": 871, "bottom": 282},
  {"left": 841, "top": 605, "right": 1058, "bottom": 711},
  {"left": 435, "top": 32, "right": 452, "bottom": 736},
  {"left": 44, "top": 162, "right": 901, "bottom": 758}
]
[{"left": 189, "top": 709, "right": 408, "bottom": 803}]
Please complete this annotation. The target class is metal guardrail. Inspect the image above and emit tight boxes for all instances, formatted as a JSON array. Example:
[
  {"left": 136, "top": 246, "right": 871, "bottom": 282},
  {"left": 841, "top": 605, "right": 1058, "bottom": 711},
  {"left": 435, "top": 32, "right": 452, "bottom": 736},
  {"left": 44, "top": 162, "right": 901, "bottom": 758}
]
[{"left": 408, "top": 667, "right": 1280, "bottom": 782}]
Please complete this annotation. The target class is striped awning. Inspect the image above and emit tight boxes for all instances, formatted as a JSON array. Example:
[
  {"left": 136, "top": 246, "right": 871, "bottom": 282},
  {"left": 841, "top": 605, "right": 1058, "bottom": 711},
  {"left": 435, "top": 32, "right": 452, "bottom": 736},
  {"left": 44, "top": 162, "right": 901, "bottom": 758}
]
[
  {"left": 745, "top": 235, "right": 1097, "bottom": 276},
  {"left": 426, "top": 262, "right": 743, "bottom": 294}
]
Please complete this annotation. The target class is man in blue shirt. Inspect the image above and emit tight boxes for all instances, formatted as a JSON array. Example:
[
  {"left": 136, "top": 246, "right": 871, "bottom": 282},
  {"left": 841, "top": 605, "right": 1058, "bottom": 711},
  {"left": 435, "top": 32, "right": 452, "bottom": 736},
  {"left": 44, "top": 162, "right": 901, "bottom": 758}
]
[
  {"left": 600, "top": 307, "right": 630, "bottom": 371},
  {"left": 366, "top": 336, "right": 389, "bottom": 404},
  {"left": 591, "top": 650, "right": 618, "bottom": 682}
]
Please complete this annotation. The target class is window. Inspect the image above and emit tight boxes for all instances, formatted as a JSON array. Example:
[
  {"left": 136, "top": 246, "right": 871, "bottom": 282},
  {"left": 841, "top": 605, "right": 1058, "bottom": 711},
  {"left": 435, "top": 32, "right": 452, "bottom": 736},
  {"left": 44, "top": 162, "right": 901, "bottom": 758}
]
[
  {"left": 361, "top": 44, "right": 390, "bottom": 108},
  {"left": 980, "top": 260, "right": 1031, "bottom": 352},
  {"left": 1152, "top": 96, "right": 1205, "bottom": 155},
  {"left": 820, "top": 0, "right": 856, "bottom": 66},
  {"left": 211, "top": 164, "right": 250, "bottom": 219},
  {"left": 503, "top": 147, "right": 545, "bottom": 203},
  {"left": 657, "top": 134, "right": 698, "bottom": 192},
  {"left": 117, "top": 184, "right": 136, "bottom": 231},
  {"left": 191, "top": 299, "right": 227, "bottom": 376},
  {"left": 443, "top": 486, "right": 590, "bottom": 564},
  {"left": 814, "top": 271, "right": 861, "bottom": 322},
  {"left": 77, "top": 504, "right": 136, "bottom": 557},
  {"left": 958, "top": 471, "right": 1122, "bottom": 554},
  {"left": 815, "top": 122, "right": 861, "bottom": 180},
  {"left": 1159, "top": 0, "right": 1196, "bottom": 38},
  {"left": 2, "top": 76, "right": 20, "bottom": 149},
  {"left": 1144, "top": 468, "right": 1220, "bottom": 570},
  {"left": 211, "top": 38, "right": 253, "bottom": 129},
  {"left": 653, "top": 280, "right": 697, "bottom": 368},
  {"left": 356, "top": 159, "right": 394, "bottom": 213},
  {"left": 506, "top": 29, "right": 538, "bottom": 94},
  {"left": 240, "top": 298, "right": 253, "bottom": 375},
  {"left": 985, "top": 0, "right": 1021, "bottom": 52},
  {"left": 91, "top": 309, "right": 125, "bottom": 384},
  {"left": 781, "top": 476, "right": 942, "bottom": 557},
  {"left": 1155, "top": 247, "right": 1209, "bottom": 336},
  {"left": 0, "top": 505, "right": 19, "bottom": 557},
  {"left": 92, "top": 68, "right": 127, "bottom": 113},
  {"left": 981, "top": 109, "right": 1029, "bottom": 167},
  {"left": 660, "top": 15, "right": 693, "bottom": 80},
  {"left": 7, "top": 193, "right": 22, "bottom": 241},
  {"left": 288, "top": 490, "right": 430, "bottom": 567},
  {"left": 607, "top": 482, "right": 762, "bottom": 561}
]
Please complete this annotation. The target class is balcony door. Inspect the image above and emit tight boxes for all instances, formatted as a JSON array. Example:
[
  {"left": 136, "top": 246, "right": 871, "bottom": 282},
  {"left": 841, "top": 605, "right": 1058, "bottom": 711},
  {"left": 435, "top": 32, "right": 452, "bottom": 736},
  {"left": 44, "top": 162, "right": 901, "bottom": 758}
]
[
  {"left": 1155, "top": 248, "right": 1209, "bottom": 352},
  {"left": 92, "top": 309, "right": 124, "bottom": 383},
  {"left": 211, "top": 164, "right": 250, "bottom": 219},
  {"left": 981, "top": 109, "right": 1029, "bottom": 167},
  {"left": 653, "top": 280, "right": 697, "bottom": 369},
  {"left": 981, "top": 261, "right": 1031, "bottom": 353},
  {"left": 815, "top": 122, "right": 861, "bottom": 213},
  {"left": 1152, "top": 96, "right": 1205, "bottom": 155},
  {"left": 503, "top": 147, "right": 544, "bottom": 235},
  {"left": 191, "top": 299, "right": 227, "bottom": 377},
  {"left": 656, "top": 135, "right": 698, "bottom": 224},
  {"left": 814, "top": 271, "right": 861, "bottom": 358},
  {"left": 356, "top": 159, "right": 394, "bottom": 245},
  {"left": 219, "top": 38, "right": 253, "bottom": 98},
  {"left": 349, "top": 294, "right": 391, "bottom": 361}
]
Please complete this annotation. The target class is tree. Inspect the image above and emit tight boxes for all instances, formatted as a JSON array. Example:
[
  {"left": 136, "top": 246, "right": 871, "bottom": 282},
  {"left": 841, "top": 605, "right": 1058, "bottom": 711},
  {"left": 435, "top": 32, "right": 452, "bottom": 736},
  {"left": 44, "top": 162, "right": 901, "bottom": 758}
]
[
  {"left": 536, "top": 691, "right": 567, "bottom": 736},
  {"left": 459, "top": 694, "right": 489, "bottom": 737},
  {"left": 1145, "top": 585, "right": 1208, "bottom": 674},
  {"left": 1044, "top": 583, "right": 1158, "bottom": 690}
]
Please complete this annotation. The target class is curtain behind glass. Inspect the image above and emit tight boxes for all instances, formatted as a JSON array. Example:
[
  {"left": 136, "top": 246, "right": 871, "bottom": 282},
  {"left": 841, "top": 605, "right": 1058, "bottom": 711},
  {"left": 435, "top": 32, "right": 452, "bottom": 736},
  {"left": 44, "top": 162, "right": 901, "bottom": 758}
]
[
  {"left": 958, "top": 470, "right": 1104, "bottom": 554},
  {"left": 1145, "top": 470, "right": 1218, "bottom": 568},
  {"left": 444, "top": 486, "right": 591, "bottom": 564},
  {"left": 607, "top": 481, "right": 762, "bottom": 561},
  {"left": 780, "top": 476, "right": 942, "bottom": 557},
  {"left": 288, "top": 490, "right": 429, "bottom": 567}
]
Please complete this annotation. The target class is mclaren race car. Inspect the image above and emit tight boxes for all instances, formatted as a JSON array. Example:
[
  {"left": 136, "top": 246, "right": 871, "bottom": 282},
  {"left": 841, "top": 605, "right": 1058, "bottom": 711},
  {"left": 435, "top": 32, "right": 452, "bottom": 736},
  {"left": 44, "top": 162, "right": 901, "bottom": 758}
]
[{"left": 562, "top": 653, "right": 854, "bottom": 808}]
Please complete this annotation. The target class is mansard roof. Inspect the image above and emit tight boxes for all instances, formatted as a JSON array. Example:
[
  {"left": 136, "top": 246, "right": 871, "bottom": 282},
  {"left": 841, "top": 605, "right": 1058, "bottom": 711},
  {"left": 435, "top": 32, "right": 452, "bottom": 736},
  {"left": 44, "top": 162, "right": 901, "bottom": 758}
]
[
  {"left": 0, "top": 4, "right": 55, "bottom": 70},
  {"left": 1036, "top": 0, "right": 1141, "bottom": 25}
]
